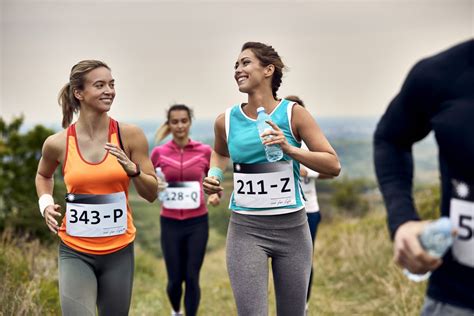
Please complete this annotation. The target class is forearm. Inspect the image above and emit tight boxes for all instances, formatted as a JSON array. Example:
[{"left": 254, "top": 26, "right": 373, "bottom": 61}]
[
  {"left": 35, "top": 172, "right": 55, "bottom": 197},
  {"left": 287, "top": 146, "right": 340, "bottom": 177},
  {"left": 132, "top": 172, "right": 158, "bottom": 202},
  {"left": 210, "top": 150, "right": 229, "bottom": 172}
]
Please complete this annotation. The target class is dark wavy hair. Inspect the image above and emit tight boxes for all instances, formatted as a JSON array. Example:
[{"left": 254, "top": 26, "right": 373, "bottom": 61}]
[{"left": 242, "top": 42, "right": 286, "bottom": 99}]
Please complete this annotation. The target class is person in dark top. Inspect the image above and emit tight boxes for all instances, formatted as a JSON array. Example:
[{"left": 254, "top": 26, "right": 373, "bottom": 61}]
[{"left": 374, "top": 39, "right": 473, "bottom": 315}]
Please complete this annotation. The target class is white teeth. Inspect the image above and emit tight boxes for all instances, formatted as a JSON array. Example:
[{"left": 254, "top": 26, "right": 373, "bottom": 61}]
[{"left": 237, "top": 77, "right": 247, "bottom": 83}]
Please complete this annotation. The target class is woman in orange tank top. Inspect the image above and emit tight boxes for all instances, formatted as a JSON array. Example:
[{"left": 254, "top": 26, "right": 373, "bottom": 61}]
[{"left": 35, "top": 60, "right": 158, "bottom": 315}]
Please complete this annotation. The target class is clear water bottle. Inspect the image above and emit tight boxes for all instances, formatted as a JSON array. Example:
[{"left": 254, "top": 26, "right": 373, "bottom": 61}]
[
  {"left": 256, "top": 107, "right": 283, "bottom": 162},
  {"left": 404, "top": 217, "right": 453, "bottom": 282},
  {"left": 155, "top": 167, "right": 168, "bottom": 201}
]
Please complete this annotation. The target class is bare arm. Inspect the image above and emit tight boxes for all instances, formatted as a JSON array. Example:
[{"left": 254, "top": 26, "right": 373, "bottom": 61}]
[
  {"left": 35, "top": 132, "right": 64, "bottom": 234},
  {"left": 299, "top": 142, "right": 334, "bottom": 179},
  {"left": 264, "top": 104, "right": 341, "bottom": 176},
  {"left": 203, "top": 113, "right": 230, "bottom": 195},
  {"left": 107, "top": 123, "right": 158, "bottom": 202}
]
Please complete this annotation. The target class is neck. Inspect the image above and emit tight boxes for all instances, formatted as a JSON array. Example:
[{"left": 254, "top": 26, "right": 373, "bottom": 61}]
[
  {"left": 173, "top": 137, "right": 190, "bottom": 149},
  {"left": 245, "top": 90, "right": 279, "bottom": 117},
  {"left": 76, "top": 111, "right": 109, "bottom": 139}
]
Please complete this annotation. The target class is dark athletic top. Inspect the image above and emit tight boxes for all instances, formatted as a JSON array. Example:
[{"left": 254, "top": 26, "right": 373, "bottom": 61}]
[{"left": 374, "top": 39, "right": 474, "bottom": 309}]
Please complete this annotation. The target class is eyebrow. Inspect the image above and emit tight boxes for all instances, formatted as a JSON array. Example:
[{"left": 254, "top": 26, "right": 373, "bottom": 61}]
[
  {"left": 235, "top": 57, "right": 251, "bottom": 67},
  {"left": 92, "top": 79, "right": 115, "bottom": 84}
]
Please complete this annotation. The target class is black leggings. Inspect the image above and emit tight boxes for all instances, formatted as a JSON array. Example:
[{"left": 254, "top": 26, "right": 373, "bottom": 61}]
[
  {"left": 160, "top": 214, "right": 209, "bottom": 316},
  {"left": 306, "top": 211, "right": 321, "bottom": 302},
  {"left": 58, "top": 241, "right": 134, "bottom": 316}
]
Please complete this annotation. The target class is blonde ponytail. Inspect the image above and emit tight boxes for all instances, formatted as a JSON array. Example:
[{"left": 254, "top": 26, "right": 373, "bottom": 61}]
[
  {"left": 154, "top": 122, "right": 171, "bottom": 144},
  {"left": 154, "top": 104, "right": 194, "bottom": 144},
  {"left": 58, "top": 83, "right": 80, "bottom": 128}
]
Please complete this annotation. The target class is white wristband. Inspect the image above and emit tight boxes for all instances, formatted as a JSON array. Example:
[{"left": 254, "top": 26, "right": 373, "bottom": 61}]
[{"left": 38, "top": 194, "right": 55, "bottom": 217}]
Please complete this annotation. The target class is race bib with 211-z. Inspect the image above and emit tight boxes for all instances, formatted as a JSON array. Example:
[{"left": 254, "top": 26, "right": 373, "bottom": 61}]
[{"left": 233, "top": 160, "right": 296, "bottom": 209}]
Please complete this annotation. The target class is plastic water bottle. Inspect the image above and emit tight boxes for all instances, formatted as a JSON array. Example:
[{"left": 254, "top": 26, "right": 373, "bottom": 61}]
[
  {"left": 404, "top": 217, "right": 453, "bottom": 282},
  {"left": 155, "top": 167, "right": 168, "bottom": 201},
  {"left": 256, "top": 107, "right": 283, "bottom": 162}
]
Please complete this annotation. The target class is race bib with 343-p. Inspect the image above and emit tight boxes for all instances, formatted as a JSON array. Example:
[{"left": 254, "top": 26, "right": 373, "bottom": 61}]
[
  {"left": 233, "top": 160, "right": 296, "bottom": 209},
  {"left": 65, "top": 192, "right": 127, "bottom": 238}
]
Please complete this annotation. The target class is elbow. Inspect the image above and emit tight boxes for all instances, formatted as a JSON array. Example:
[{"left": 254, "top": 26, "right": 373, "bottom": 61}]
[
  {"left": 139, "top": 186, "right": 158, "bottom": 203},
  {"left": 145, "top": 191, "right": 158, "bottom": 203},
  {"left": 330, "top": 161, "right": 342, "bottom": 177}
]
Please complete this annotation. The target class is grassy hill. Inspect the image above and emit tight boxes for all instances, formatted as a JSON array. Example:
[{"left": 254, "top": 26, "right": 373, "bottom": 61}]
[{"left": 1, "top": 179, "right": 437, "bottom": 315}]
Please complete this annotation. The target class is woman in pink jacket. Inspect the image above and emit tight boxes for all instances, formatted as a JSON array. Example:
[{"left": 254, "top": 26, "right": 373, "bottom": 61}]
[{"left": 151, "top": 104, "right": 220, "bottom": 316}]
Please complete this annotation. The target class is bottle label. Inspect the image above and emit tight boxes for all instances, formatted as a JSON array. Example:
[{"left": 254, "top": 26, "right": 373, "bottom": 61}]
[
  {"left": 233, "top": 160, "right": 296, "bottom": 208},
  {"left": 161, "top": 181, "right": 201, "bottom": 210},
  {"left": 450, "top": 179, "right": 474, "bottom": 267},
  {"left": 65, "top": 192, "right": 127, "bottom": 237}
]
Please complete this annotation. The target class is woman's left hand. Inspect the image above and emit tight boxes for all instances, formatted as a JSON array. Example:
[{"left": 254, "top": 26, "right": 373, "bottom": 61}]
[
  {"left": 207, "top": 193, "right": 221, "bottom": 206},
  {"left": 261, "top": 121, "right": 291, "bottom": 153},
  {"left": 105, "top": 142, "right": 138, "bottom": 176}
]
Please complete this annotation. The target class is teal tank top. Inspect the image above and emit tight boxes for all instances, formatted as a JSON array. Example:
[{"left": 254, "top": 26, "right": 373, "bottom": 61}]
[{"left": 226, "top": 99, "right": 304, "bottom": 212}]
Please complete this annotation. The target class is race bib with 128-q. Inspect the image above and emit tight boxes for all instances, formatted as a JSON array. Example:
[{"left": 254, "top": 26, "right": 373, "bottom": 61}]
[{"left": 161, "top": 181, "right": 201, "bottom": 210}]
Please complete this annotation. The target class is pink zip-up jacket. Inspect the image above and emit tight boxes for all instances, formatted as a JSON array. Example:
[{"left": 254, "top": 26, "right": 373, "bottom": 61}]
[{"left": 150, "top": 139, "right": 211, "bottom": 220}]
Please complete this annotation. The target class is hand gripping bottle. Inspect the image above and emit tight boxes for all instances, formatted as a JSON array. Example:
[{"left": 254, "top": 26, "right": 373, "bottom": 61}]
[
  {"left": 404, "top": 217, "right": 453, "bottom": 282},
  {"left": 155, "top": 167, "right": 168, "bottom": 201},
  {"left": 256, "top": 107, "right": 283, "bottom": 162}
]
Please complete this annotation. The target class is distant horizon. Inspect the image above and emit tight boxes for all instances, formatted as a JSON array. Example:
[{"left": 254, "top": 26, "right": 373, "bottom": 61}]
[
  {"left": 18, "top": 115, "right": 381, "bottom": 130},
  {"left": 2, "top": 0, "right": 472, "bottom": 123}
]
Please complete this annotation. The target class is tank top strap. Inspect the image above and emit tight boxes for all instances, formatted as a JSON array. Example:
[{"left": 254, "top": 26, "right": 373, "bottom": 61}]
[
  {"left": 110, "top": 118, "right": 125, "bottom": 150},
  {"left": 68, "top": 122, "right": 77, "bottom": 138}
]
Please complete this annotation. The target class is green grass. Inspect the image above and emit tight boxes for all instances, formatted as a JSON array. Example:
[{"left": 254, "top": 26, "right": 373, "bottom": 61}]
[{"left": 1, "top": 182, "right": 433, "bottom": 315}]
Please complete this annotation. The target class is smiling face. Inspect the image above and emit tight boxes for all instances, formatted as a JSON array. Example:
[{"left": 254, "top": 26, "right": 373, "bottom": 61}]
[
  {"left": 74, "top": 66, "right": 115, "bottom": 113},
  {"left": 234, "top": 49, "right": 273, "bottom": 94},
  {"left": 168, "top": 109, "right": 191, "bottom": 141}
]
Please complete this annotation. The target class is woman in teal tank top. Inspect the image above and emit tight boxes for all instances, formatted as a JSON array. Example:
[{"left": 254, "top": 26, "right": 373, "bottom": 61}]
[{"left": 203, "top": 42, "right": 341, "bottom": 315}]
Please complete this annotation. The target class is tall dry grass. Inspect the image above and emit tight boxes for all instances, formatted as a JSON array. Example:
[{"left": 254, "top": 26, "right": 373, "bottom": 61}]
[
  {"left": 0, "top": 230, "right": 59, "bottom": 316},
  {"left": 1, "top": 184, "right": 433, "bottom": 315}
]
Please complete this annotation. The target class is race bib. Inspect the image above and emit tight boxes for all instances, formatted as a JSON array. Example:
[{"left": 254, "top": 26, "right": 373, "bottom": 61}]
[
  {"left": 301, "top": 176, "right": 316, "bottom": 197},
  {"left": 65, "top": 192, "right": 127, "bottom": 237},
  {"left": 233, "top": 160, "right": 296, "bottom": 209},
  {"left": 161, "top": 181, "right": 201, "bottom": 209},
  {"left": 450, "top": 180, "right": 474, "bottom": 267}
]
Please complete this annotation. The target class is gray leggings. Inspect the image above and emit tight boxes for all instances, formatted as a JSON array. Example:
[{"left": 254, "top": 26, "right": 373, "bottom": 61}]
[
  {"left": 226, "top": 210, "right": 312, "bottom": 316},
  {"left": 421, "top": 296, "right": 474, "bottom": 316},
  {"left": 58, "top": 241, "right": 134, "bottom": 316}
]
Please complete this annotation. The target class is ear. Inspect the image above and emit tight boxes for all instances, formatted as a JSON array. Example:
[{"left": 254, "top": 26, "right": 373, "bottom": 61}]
[
  {"left": 73, "top": 89, "right": 83, "bottom": 101},
  {"left": 264, "top": 64, "right": 275, "bottom": 78}
]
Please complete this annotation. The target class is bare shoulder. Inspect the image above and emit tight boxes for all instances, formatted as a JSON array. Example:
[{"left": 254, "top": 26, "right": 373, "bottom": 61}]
[
  {"left": 42, "top": 129, "right": 67, "bottom": 161},
  {"left": 290, "top": 103, "right": 316, "bottom": 141},
  {"left": 116, "top": 122, "right": 149, "bottom": 156},
  {"left": 117, "top": 122, "right": 146, "bottom": 139},
  {"left": 291, "top": 102, "right": 311, "bottom": 119}
]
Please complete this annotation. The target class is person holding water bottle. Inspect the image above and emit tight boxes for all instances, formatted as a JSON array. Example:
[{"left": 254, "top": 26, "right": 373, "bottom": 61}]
[
  {"left": 151, "top": 104, "right": 220, "bottom": 316},
  {"left": 35, "top": 60, "right": 158, "bottom": 315},
  {"left": 203, "top": 42, "right": 340, "bottom": 315},
  {"left": 374, "top": 39, "right": 474, "bottom": 315}
]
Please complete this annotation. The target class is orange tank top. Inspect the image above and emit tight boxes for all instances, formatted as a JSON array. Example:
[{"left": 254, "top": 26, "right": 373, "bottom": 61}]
[{"left": 58, "top": 118, "right": 136, "bottom": 255}]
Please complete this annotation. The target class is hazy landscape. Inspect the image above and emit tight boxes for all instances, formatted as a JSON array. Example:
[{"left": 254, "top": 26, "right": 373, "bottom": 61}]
[{"left": 1, "top": 116, "right": 441, "bottom": 315}]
